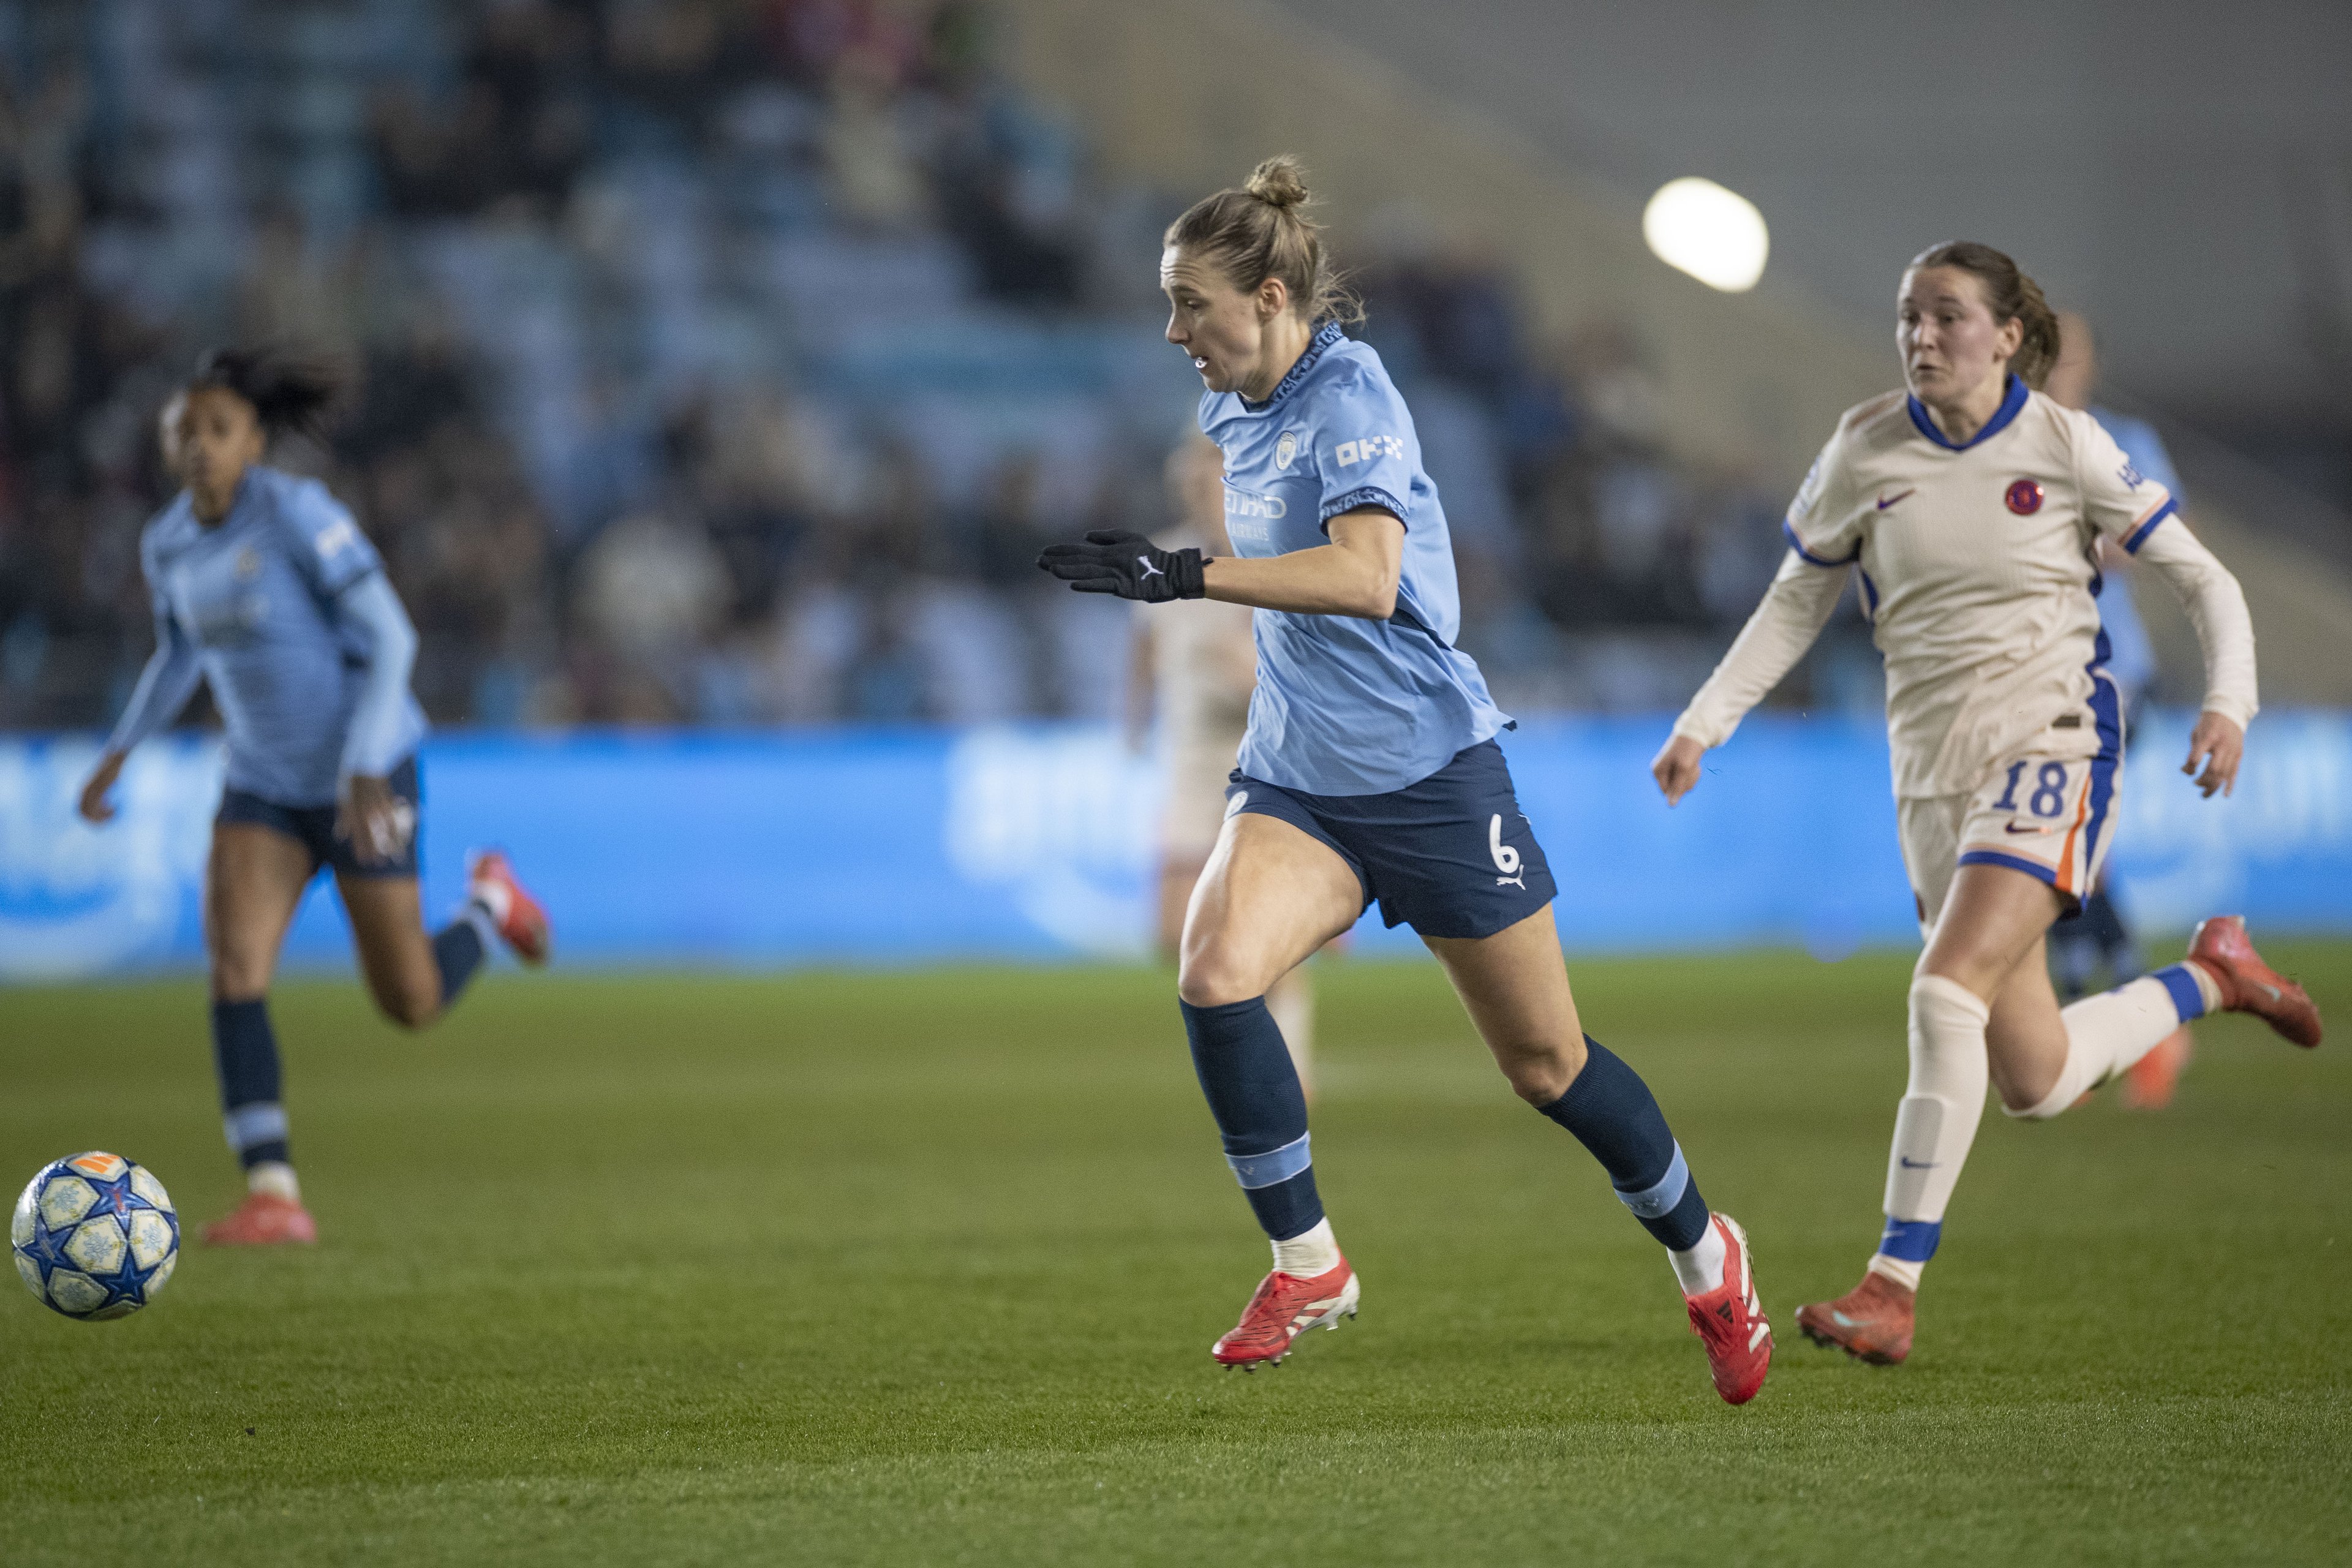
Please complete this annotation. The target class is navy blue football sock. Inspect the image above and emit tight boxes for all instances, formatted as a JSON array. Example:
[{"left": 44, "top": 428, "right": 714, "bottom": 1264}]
[
  {"left": 1180, "top": 996, "right": 1322, "bottom": 1242},
  {"left": 1537, "top": 1036, "right": 1711, "bottom": 1251},
  {"left": 432, "top": 910, "right": 489, "bottom": 1006},
  {"left": 211, "top": 998, "right": 290, "bottom": 1170}
]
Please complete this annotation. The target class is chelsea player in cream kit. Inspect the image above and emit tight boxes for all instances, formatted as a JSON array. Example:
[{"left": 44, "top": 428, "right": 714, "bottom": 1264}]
[
  {"left": 1042, "top": 157, "right": 1773, "bottom": 1403},
  {"left": 77, "top": 349, "right": 551, "bottom": 1247},
  {"left": 1655, "top": 243, "right": 2324, "bottom": 1365}
]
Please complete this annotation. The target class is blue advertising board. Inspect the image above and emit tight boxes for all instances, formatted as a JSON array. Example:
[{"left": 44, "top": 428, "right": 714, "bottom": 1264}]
[{"left": 2, "top": 710, "right": 2347, "bottom": 980}]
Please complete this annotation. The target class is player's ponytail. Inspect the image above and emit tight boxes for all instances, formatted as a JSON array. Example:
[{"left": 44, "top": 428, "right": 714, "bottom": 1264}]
[
  {"left": 1165, "top": 155, "right": 1362, "bottom": 325},
  {"left": 1907, "top": 241, "right": 2062, "bottom": 390},
  {"left": 187, "top": 345, "right": 345, "bottom": 443}
]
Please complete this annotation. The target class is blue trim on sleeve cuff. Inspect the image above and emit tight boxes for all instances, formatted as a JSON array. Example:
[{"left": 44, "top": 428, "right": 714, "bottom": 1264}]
[
  {"left": 1956, "top": 850, "right": 2058, "bottom": 886},
  {"left": 1613, "top": 1142, "right": 1691, "bottom": 1220},
  {"left": 1877, "top": 1216, "right": 1942, "bottom": 1262},
  {"left": 1227, "top": 1131, "right": 1313, "bottom": 1190},
  {"left": 2122, "top": 497, "right": 2180, "bottom": 554},
  {"left": 1321, "top": 487, "right": 1408, "bottom": 526},
  {"left": 1781, "top": 519, "right": 1859, "bottom": 567},
  {"left": 2152, "top": 963, "right": 2209, "bottom": 1024}
]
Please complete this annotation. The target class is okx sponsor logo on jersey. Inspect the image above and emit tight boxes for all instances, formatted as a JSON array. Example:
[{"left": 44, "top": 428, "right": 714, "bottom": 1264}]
[{"left": 1333, "top": 434, "right": 1404, "bottom": 467}]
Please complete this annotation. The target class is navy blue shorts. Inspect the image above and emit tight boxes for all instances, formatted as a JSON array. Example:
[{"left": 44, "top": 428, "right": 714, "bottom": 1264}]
[
  {"left": 216, "top": 756, "right": 421, "bottom": 880},
  {"left": 1225, "top": 740, "right": 1556, "bottom": 940}
]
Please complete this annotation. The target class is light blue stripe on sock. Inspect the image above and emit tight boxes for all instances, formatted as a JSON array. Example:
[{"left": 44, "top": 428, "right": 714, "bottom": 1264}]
[
  {"left": 222, "top": 1102, "right": 288, "bottom": 1152},
  {"left": 1878, "top": 1216, "right": 1942, "bottom": 1262},
  {"left": 1613, "top": 1141, "right": 1689, "bottom": 1219},
  {"left": 1226, "top": 1131, "right": 1311, "bottom": 1190},
  {"left": 2153, "top": 963, "right": 2207, "bottom": 1023}
]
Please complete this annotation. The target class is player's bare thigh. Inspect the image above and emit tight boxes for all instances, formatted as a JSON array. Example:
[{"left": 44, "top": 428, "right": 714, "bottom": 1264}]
[
  {"left": 205, "top": 823, "right": 317, "bottom": 1002},
  {"left": 1921, "top": 861, "right": 2070, "bottom": 1108},
  {"left": 1425, "top": 904, "right": 1587, "bottom": 1104},
  {"left": 335, "top": 872, "right": 444, "bottom": 1031},
  {"left": 1177, "top": 812, "right": 1360, "bottom": 1008}
]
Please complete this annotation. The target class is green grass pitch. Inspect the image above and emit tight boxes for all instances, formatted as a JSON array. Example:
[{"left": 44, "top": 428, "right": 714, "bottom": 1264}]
[{"left": 3, "top": 946, "right": 2348, "bottom": 1566}]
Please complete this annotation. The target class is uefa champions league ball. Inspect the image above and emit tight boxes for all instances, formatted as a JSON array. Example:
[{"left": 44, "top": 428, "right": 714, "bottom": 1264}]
[{"left": 11, "top": 1153, "right": 179, "bottom": 1321}]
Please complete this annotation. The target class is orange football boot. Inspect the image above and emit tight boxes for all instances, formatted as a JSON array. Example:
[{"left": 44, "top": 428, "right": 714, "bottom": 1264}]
[
  {"left": 468, "top": 850, "right": 551, "bottom": 967},
  {"left": 1795, "top": 1270, "right": 1915, "bottom": 1365},
  {"left": 202, "top": 1192, "right": 318, "bottom": 1246},
  {"left": 2121, "top": 1026, "right": 2193, "bottom": 1109},
  {"left": 1684, "top": 1213, "right": 1772, "bottom": 1404},
  {"left": 1211, "top": 1257, "right": 1359, "bottom": 1370},
  {"left": 2187, "top": 916, "right": 2321, "bottom": 1047}
]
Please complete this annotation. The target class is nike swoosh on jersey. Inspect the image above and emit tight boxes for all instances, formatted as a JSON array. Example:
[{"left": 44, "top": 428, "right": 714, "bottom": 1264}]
[
  {"left": 2003, "top": 823, "right": 2050, "bottom": 834},
  {"left": 1898, "top": 1157, "right": 1937, "bottom": 1168},
  {"left": 1876, "top": 489, "right": 1917, "bottom": 510}
]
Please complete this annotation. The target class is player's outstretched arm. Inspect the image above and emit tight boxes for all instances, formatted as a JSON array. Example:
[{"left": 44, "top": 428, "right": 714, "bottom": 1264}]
[
  {"left": 1202, "top": 510, "right": 1401, "bottom": 619},
  {"left": 2131, "top": 516, "right": 2258, "bottom": 799},
  {"left": 79, "top": 612, "right": 202, "bottom": 824},
  {"left": 1038, "top": 510, "right": 1403, "bottom": 619},
  {"left": 1653, "top": 551, "right": 1849, "bottom": 804}
]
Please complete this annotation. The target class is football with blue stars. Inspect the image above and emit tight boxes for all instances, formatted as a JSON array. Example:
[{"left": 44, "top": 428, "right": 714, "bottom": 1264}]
[{"left": 11, "top": 1153, "right": 179, "bottom": 1321}]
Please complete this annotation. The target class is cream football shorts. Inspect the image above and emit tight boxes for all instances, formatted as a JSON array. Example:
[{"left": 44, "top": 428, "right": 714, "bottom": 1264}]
[{"left": 1899, "top": 747, "right": 2122, "bottom": 935}]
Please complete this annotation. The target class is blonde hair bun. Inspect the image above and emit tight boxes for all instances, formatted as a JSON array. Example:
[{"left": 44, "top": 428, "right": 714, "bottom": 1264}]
[{"left": 1244, "top": 155, "right": 1311, "bottom": 210}]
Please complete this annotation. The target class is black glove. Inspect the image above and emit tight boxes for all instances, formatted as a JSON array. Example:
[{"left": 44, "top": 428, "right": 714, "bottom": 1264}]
[{"left": 1036, "top": 529, "right": 1206, "bottom": 603}]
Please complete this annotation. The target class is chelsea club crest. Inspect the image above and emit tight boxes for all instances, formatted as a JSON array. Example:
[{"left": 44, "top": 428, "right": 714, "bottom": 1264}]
[{"left": 1274, "top": 430, "right": 1299, "bottom": 470}]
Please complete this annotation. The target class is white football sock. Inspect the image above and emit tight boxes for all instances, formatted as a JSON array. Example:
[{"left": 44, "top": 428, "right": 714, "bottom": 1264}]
[
  {"left": 1868, "top": 973, "right": 1991, "bottom": 1289},
  {"left": 462, "top": 897, "right": 500, "bottom": 948},
  {"left": 470, "top": 875, "right": 512, "bottom": 926},
  {"left": 2007, "top": 971, "right": 2209, "bottom": 1120},
  {"left": 1670, "top": 1217, "right": 1727, "bottom": 1296},
  {"left": 247, "top": 1161, "right": 300, "bottom": 1202},
  {"left": 1266, "top": 968, "right": 1315, "bottom": 1096},
  {"left": 1272, "top": 1216, "right": 1341, "bottom": 1277}
]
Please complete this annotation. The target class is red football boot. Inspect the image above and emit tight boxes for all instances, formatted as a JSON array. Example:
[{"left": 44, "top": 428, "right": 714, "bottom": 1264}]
[
  {"left": 469, "top": 850, "right": 551, "bottom": 967},
  {"left": 2121, "top": 1026, "right": 2193, "bottom": 1109},
  {"left": 202, "top": 1192, "right": 318, "bottom": 1246},
  {"left": 2188, "top": 916, "right": 2321, "bottom": 1047},
  {"left": 1795, "top": 1269, "right": 1915, "bottom": 1365},
  {"left": 1210, "top": 1258, "right": 1359, "bottom": 1370},
  {"left": 1684, "top": 1213, "right": 1771, "bottom": 1404}
]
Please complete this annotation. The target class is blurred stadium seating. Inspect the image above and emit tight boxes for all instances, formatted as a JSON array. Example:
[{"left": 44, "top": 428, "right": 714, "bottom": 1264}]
[{"left": 0, "top": 0, "right": 1900, "bottom": 736}]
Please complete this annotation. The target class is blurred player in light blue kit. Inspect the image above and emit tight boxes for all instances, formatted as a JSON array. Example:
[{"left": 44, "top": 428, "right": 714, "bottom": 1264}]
[
  {"left": 2042, "top": 313, "right": 2190, "bottom": 1106},
  {"left": 76, "top": 349, "right": 551, "bottom": 1247},
  {"left": 1041, "top": 159, "right": 1772, "bottom": 1401}
]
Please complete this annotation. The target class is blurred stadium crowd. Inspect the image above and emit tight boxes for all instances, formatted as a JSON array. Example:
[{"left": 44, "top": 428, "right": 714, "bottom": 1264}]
[{"left": 0, "top": 0, "right": 1875, "bottom": 734}]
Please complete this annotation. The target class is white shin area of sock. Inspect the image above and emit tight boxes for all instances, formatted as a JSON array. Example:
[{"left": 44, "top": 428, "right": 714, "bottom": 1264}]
[
  {"left": 462, "top": 899, "right": 500, "bottom": 946},
  {"left": 470, "top": 876, "right": 512, "bottom": 925},
  {"left": 1272, "top": 1216, "right": 1341, "bottom": 1277},
  {"left": 1871, "top": 973, "right": 1992, "bottom": 1285},
  {"left": 2010, "top": 973, "right": 2195, "bottom": 1121},
  {"left": 1670, "top": 1218, "right": 1727, "bottom": 1296},
  {"left": 247, "top": 1161, "right": 300, "bottom": 1202}
]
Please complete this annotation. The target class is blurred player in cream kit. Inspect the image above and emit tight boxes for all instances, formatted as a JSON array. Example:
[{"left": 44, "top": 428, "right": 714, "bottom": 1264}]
[
  {"left": 1654, "top": 242, "right": 2324, "bottom": 1366},
  {"left": 1130, "top": 430, "right": 1317, "bottom": 1092}
]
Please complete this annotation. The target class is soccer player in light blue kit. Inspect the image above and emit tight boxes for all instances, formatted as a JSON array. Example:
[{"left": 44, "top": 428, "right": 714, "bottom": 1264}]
[
  {"left": 1039, "top": 158, "right": 1771, "bottom": 1402},
  {"left": 76, "top": 349, "right": 551, "bottom": 1247}
]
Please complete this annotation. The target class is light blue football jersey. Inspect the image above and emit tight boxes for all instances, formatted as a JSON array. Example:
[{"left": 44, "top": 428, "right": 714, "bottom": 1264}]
[
  {"left": 1200, "top": 322, "right": 1509, "bottom": 795},
  {"left": 138, "top": 466, "right": 426, "bottom": 805}
]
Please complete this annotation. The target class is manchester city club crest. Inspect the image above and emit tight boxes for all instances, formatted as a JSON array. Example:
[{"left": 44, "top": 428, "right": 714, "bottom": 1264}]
[{"left": 1274, "top": 430, "right": 1298, "bottom": 470}]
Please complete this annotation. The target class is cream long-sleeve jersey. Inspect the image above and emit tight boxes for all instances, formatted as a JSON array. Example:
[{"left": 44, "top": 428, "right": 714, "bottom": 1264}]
[{"left": 1673, "top": 377, "right": 2258, "bottom": 799}]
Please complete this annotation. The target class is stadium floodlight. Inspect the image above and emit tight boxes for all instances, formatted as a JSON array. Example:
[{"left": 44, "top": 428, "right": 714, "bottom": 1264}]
[{"left": 1642, "top": 177, "right": 1770, "bottom": 293}]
